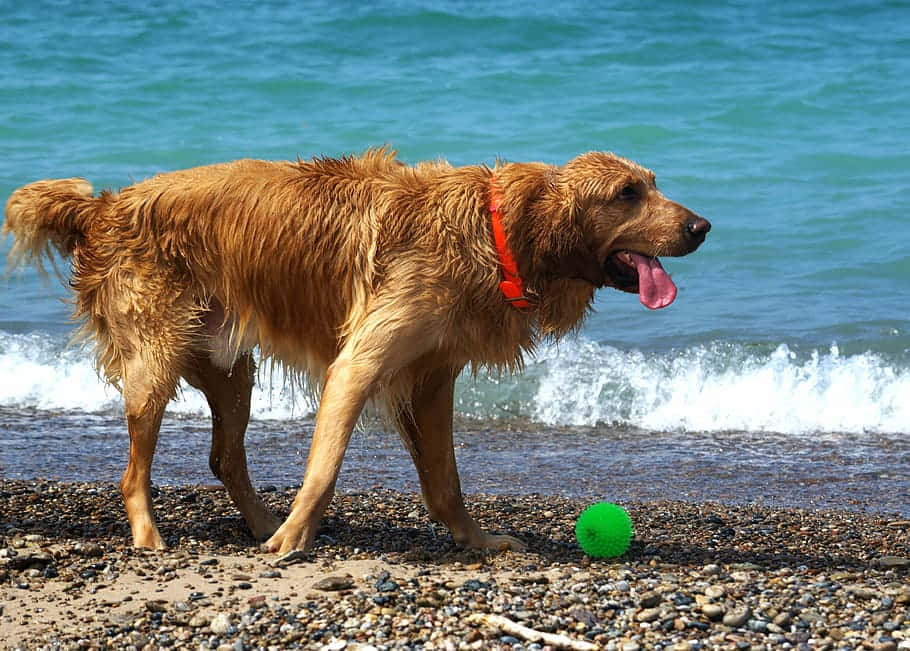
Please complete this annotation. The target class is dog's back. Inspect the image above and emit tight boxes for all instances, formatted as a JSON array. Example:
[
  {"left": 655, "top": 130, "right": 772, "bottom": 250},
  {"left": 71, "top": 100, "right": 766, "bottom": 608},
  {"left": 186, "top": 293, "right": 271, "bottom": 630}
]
[{"left": 5, "top": 151, "right": 415, "bottom": 384}]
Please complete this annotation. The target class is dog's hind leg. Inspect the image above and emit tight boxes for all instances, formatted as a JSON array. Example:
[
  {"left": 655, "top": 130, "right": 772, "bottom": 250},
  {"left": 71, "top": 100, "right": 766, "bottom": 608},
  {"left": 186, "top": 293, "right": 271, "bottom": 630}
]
[
  {"left": 120, "top": 354, "right": 175, "bottom": 549},
  {"left": 396, "top": 365, "right": 526, "bottom": 551},
  {"left": 183, "top": 352, "right": 281, "bottom": 540}
]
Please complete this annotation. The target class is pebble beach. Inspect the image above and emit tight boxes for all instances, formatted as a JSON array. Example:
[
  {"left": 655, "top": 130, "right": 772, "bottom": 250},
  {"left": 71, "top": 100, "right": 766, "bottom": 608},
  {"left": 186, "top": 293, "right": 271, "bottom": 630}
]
[{"left": 1, "top": 480, "right": 908, "bottom": 650}]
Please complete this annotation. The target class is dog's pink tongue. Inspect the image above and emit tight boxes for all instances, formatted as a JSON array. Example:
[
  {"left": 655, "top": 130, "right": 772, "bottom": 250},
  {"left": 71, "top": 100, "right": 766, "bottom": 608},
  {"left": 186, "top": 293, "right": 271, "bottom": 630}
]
[{"left": 631, "top": 253, "right": 677, "bottom": 310}]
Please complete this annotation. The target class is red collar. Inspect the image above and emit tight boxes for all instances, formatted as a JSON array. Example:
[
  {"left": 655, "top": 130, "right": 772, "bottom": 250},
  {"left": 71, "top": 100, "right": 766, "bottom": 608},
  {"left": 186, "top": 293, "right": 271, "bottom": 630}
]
[{"left": 489, "top": 177, "right": 532, "bottom": 310}]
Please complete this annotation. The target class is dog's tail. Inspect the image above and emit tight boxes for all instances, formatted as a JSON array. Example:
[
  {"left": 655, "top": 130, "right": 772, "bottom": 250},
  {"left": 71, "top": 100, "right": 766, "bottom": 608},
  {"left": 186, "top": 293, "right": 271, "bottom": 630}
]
[{"left": 4, "top": 178, "right": 101, "bottom": 273}]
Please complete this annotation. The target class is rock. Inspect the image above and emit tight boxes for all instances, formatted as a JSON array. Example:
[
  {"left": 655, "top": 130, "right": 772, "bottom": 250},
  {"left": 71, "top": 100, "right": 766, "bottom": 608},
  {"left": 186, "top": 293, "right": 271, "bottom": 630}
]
[
  {"left": 846, "top": 584, "right": 878, "bottom": 600},
  {"left": 636, "top": 607, "right": 661, "bottom": 622},
  {"left": 73, "top": 542, "right": 103, "bottom": 558},
  {"left": 188, "top": 614, "right": 209, "bottom": 628},
  {"left": 639, "top": 591, "right": 662, "bottom": 608},
  {"left": 701, "top": 603, "right": 725, "bottom": 621},
  {"left": 875, "top": 556, "right": 910, "bottom": 569},
  {"left": 747, "top": 618, "right": 768, "bottom": 632},
  {"left": 313, "top": 575, "right": 355, "bottom": 591},
  {"left": 210, "top": 612, "right": 232, "bottom": 635},
  {"left": 704, "top": 585, "right": 725, "bottom": 599},
  {"left": 723, "top": 608, "right": 752, "bottom": 628}
]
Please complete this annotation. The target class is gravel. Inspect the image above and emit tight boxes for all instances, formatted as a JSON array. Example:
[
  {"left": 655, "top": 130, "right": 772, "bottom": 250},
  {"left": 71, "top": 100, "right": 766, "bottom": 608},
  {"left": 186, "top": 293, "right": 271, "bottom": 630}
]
[{"left": 1, "top": 479, "right": 908, "bottom": 650}]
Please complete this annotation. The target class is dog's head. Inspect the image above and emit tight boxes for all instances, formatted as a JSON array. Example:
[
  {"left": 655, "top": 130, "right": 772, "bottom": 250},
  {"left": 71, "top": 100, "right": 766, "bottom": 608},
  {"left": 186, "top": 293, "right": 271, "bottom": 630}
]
[{"left": 529, "top": 151, "right": 710, "bottom": 310}]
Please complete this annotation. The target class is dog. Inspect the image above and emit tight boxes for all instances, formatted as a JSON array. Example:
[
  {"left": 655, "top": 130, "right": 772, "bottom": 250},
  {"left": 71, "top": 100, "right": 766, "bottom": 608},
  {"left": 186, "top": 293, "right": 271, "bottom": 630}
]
[{"left": 4, "top": 149, "right": 709, "bottom": 554}]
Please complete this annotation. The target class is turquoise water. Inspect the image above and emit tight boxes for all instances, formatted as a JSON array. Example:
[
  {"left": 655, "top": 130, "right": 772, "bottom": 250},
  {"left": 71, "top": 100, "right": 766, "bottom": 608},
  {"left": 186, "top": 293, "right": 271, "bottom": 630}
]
[{"left": 1, "top": 1, "right": 908, "bottom": 511}]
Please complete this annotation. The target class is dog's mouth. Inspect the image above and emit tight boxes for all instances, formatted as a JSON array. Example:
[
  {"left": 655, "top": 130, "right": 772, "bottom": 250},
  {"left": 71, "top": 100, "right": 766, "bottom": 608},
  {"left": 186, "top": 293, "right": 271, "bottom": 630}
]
[{"left": 604, "top": 251, "right": 678, "bottom": 310}]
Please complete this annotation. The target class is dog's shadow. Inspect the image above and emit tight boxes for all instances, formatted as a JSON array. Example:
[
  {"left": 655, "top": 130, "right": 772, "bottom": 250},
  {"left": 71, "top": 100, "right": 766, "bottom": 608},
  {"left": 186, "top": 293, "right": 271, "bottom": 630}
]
[{"left": 2, "top": 482, "right": 900, "bottom": 575}]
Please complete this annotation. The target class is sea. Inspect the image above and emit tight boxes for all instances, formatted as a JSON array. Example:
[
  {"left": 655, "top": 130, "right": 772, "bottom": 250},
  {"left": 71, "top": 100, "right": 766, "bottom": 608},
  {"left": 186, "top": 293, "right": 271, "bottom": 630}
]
[{"left": 1, "top": 1, "right": 908, "bottom": 516}]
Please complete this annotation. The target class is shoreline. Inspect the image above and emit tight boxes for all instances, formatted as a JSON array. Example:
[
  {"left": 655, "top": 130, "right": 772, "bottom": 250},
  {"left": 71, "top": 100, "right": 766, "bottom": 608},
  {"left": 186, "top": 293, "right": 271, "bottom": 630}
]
[{"left": 1, "top": 480, "right": 908, "bottom": 650}]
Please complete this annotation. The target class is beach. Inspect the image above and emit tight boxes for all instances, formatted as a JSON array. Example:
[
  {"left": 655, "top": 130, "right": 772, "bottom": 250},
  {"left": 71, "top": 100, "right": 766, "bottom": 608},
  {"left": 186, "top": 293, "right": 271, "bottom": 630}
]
[
  {"left": 1, "top": 480, "right": 908, "bottom": 650},
  {"left": 2, "top": 1, "right": 910, "bottom": 648}
]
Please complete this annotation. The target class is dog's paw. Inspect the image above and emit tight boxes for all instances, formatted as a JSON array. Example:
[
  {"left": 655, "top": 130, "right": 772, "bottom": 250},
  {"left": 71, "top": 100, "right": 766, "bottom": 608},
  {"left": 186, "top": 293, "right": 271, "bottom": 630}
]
[
  {"left": 248, "top": 512, "right": 283, "bottom": 541},
  {"left": 131, "top": 525, "right": 167, "bottom": 551},
  {"left": 262, "top": 522, "right": 314, "bottom": 556},
  {"left": 483, "top": 533, "right": 528, "bottom": 552}
]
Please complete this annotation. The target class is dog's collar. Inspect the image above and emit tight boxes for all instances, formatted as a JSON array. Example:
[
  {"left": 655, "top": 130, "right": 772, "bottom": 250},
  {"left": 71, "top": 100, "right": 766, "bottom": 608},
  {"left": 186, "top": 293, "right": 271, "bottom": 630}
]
[{"left": 489, "top": 176, "right": 532, "bottom": 310}]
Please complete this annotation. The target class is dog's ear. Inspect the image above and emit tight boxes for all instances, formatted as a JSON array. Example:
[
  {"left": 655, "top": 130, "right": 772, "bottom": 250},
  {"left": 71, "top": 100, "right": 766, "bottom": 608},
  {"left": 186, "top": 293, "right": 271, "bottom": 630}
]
[{"left": 531, "top": 167, "right": 605, "bottom": 287}]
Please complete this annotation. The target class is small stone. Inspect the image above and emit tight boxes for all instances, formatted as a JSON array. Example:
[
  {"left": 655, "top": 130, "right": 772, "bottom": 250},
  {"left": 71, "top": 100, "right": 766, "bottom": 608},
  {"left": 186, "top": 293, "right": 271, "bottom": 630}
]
[
  {"left": 73, "top": 542, "right": 103, "bottom": 558},
  {"left": 704, "top": 585, "right": 725, "bottom": 599},
  {"left": 636, "top": 607, "right": 661, "bottom": 622},
  {"left": 747, "top": 618, "right": 768, "bottom": 632},
  {"left": 639, "top": 591, "right": 661, "bottom": 608},
  {"left": 876, "top": 556, "right": 910, "bottom": 569},
  {"left": 723, "top": 608, "right": 752, "bottom": 628},
  {"left": 702, "top": 603, "right": 725, "bottom": 621},
  {"left": 702, "top": 564, "right": 721, "bottom": 575},
  {"left": 189, "top": 614, "right": 209, "bottom": 628},
  {"left": 313, "top": 575, "right": 355, "bottom": 591},
  {"left": 210, "top": 612, "right": 232, "bottom": 634},
  {"left": 847, "top": 585, "right": 878, "bottom": 600}
]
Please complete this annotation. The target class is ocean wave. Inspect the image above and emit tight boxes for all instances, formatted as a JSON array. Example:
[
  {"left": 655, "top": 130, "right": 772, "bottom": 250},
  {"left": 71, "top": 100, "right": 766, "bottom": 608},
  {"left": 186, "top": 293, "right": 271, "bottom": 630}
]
[
  {"left": 524, "top": 340, "right": 909, "bottom": 435},
  {"left": 0, "top": 332, "right": 313, "bottom": 420},
  {"left": 1, "top": 331, "right": 907, "bottom": 435}
]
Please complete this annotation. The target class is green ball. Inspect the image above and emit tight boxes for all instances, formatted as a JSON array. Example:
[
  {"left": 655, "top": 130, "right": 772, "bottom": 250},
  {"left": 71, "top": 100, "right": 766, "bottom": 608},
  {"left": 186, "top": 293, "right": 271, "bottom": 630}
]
[{"left": 575, "top": 502, "right": 633, "bottom": 558}]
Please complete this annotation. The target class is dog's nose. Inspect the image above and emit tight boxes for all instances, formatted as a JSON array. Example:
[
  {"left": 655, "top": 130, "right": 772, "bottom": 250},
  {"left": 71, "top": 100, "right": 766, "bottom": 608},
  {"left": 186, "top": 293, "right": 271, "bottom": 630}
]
[{"left": 685, "top": 216, "right": 711, "bottom": 242}]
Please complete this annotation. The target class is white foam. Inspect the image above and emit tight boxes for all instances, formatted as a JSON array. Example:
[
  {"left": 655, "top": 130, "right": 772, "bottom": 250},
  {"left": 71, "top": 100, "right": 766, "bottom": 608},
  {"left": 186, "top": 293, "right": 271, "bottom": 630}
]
[
  {"left": 530, "top": 340, "right": 910, "bottom": 435},
  {"left": 0, "top": 332, "right": 315, "bottom": 420},
  {"left": 2, "top": 331, "right": 908, "bottom": 435}
]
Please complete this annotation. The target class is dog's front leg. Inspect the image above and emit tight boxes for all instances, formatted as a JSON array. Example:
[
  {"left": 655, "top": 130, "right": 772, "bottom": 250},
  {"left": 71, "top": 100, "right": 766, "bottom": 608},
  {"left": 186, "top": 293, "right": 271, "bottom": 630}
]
[
  {"left": 263, "top": 301, "right": 434, "bottom": 555},
  {"left": 262, "top": 352, "right": 371, "bottom": 554}
]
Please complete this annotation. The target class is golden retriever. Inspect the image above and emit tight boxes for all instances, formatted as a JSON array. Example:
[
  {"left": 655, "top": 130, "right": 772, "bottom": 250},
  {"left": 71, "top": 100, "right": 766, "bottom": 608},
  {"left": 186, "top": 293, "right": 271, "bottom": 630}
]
[{"left": 4, "top": 149, "right": 709, "bottom": 555}]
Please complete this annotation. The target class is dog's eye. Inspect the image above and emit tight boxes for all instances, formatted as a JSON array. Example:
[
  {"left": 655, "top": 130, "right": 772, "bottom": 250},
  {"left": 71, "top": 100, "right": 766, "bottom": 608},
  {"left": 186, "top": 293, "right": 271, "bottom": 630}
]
[{"left": 618, "top": 184, "right": 639, "bottom": 200}]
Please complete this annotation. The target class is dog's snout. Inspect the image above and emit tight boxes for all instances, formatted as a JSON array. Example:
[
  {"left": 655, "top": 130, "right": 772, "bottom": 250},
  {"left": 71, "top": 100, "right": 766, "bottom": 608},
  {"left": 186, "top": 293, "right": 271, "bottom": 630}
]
[{"left": 685, "top": 216, "right": 711, "bottom": 243}]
